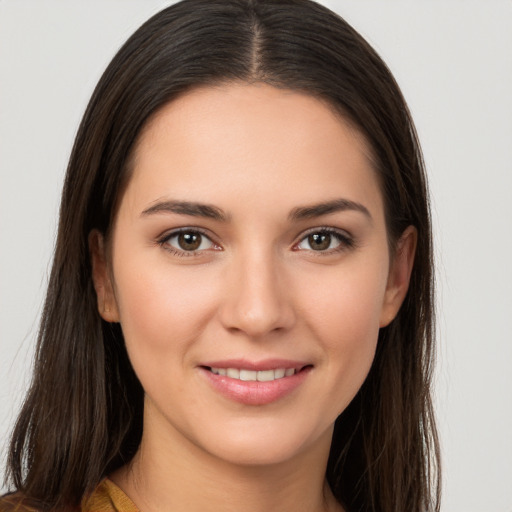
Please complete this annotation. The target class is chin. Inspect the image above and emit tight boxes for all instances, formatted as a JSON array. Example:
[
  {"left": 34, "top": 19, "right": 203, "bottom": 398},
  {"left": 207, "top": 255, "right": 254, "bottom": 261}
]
[{"left": 193, "top": 419, "right": 333, "bottom": 468}]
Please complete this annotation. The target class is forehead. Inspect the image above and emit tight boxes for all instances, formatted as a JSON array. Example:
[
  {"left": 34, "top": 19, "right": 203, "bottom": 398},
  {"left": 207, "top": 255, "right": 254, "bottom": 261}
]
[{"left": 123, "top": 83, "right": 383, "bottom": 221}]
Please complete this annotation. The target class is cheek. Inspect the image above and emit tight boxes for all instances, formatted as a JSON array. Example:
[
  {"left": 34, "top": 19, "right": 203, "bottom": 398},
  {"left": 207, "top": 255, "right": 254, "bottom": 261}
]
[
  {"left": 111, "top": 253, "right": 219, "bottom": 362},
  {"left": 302, "top": 255, "right": 388, "bottom": 339},
  {"left": 297, "top": 258, "right": 388, "bottom": 406}
]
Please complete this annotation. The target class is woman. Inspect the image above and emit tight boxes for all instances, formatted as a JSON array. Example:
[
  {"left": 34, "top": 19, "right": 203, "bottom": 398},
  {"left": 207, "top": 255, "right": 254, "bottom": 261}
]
[{"left": 1, "top": 0, "right": 440, "bottom": 511}]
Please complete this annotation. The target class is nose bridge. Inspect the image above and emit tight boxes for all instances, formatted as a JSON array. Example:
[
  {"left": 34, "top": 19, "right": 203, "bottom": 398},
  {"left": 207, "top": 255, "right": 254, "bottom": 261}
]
[{"left": 220, "top": 243, "right": 295, "bottom": 337}]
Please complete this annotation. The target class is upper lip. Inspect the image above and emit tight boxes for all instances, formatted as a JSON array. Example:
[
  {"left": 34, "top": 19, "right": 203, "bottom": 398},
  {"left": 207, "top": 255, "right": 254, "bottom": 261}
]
[{"left": 200, "top": 358, "right": 311, "bottom": 372}]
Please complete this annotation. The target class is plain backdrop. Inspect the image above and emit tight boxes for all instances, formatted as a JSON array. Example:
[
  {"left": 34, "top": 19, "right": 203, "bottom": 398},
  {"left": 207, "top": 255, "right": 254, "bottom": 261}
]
[{"left": 1, "top": 1, "right": 511, "bottom": 510}]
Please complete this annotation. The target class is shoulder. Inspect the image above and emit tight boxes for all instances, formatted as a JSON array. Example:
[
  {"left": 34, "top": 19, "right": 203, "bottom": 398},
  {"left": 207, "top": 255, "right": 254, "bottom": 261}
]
[
  {"left": 81, "top": 479, "right": 138, "bottom": 512},
  {"left": 1, "top": 479, "right": 137, "bottom": 512},
  {"left": 0, "top": 493, "right": 40, "bottom": 512}
]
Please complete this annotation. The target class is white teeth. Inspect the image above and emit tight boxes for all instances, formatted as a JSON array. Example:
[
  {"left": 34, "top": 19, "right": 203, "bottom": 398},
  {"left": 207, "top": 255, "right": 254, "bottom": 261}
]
[
  {"left": 240, "top": 369, "right": 257, "bottom": 381},
  {"left": 257, "top": 370, "right": 275, "bottom": 382},
  {"left": 210, "top": 367, "right": 296, "bottom": 381},
  {"left": 226, "top": 368, "right": 240, "bottom": 379},
  {"left": 274, "top": 368, "right": 286, "bottom": 379}
]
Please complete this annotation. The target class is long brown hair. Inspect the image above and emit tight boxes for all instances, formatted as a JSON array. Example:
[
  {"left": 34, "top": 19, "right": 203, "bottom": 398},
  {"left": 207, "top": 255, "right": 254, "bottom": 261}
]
[{"left": 5, "top": 1, "right": 440, "bottom": 510}]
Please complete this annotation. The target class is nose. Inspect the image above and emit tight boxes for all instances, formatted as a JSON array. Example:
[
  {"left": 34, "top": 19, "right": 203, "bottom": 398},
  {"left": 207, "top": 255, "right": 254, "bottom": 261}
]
[{"left": 218, "top": 249, "right": 296, "bottom": 338}]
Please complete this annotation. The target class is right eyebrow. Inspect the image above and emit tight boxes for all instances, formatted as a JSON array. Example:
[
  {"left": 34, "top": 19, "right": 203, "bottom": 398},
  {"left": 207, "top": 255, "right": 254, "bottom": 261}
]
[{"left": 140, "top": 199, "right": 229, "bottom": 222}]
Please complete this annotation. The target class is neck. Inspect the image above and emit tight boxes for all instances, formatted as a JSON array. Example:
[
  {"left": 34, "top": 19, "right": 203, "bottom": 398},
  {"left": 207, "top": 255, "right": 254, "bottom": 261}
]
[{"left": 111, "top": 405, "right": 343, "bottom": 512}]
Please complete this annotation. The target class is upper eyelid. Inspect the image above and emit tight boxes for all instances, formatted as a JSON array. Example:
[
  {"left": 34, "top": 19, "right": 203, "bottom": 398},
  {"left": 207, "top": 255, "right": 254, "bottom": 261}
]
[
  {"left": 299, "top": 226, "right": 351, "bottom": 235},
  {"left": 295, "top": 226, "right": 352, "bottom": 241}
]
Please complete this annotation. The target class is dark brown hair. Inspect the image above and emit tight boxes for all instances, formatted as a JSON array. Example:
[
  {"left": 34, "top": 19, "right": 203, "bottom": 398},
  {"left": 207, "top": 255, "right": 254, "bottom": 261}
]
[{"left": 5, "top": 1, "right": 440, "bottom": 510}]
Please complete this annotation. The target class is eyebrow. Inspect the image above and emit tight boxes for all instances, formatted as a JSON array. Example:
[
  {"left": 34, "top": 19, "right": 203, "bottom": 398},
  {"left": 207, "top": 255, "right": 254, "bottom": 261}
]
[
  {"left": 141, "top": 200, "right": 229, "bottom": 221},
  {"left": 140, "top": 197, "right": 371, "bottom": 223},
  {"left": 288, "top": 198, "right": 372, "bottom": 222}
]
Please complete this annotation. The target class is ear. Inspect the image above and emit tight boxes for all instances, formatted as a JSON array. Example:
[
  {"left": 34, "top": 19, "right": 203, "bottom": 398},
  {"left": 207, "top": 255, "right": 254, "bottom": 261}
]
[
  {"left": 88, "top": 230, "right": 120, "bottom": 323},
  {"left": 379, "top": 226, "right": 417, "bottom": 327}
]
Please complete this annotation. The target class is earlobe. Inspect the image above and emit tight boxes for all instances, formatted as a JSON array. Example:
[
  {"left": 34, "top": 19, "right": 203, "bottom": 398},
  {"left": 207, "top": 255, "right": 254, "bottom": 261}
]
[
  {"left": 88, "top": 230, "right": 120, "bottom": 323},
  {"left": 379, "top": 226, "right": 417, "bottom": 327}
]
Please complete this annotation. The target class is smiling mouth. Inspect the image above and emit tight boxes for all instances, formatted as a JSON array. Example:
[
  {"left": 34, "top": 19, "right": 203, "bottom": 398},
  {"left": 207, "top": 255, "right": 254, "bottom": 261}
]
[
  {"left": 204, "top": 365, "right": 311, "bottom": 382},
  {"left": 200, "top": 364, "right": 312, "bottom": 405}
]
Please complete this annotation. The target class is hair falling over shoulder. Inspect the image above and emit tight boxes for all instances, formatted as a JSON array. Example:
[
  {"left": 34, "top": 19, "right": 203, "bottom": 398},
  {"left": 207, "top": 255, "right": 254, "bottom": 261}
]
[{"left": 4, "top": 1, "right": 440, "bottom": 511}]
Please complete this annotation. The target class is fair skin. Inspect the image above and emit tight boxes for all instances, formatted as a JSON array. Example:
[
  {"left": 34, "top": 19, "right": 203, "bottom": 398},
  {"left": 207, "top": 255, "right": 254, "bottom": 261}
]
[{"left": 90, "top": 83, "right": 416, "bottom": 512}]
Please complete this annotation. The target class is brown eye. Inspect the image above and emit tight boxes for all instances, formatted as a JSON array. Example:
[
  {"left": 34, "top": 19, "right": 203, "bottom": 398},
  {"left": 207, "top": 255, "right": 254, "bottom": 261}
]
[
  {"left": 178, "top": 232, "right": 202, "bottom": 251},
  {"left": 163, "top": 230, "right": 215, "bottom": 253},
  {"left": 296, "top": 229, "right": 350, "bottom": 252},
  {"left": 307, "top": 233, "right": 332, "bottom": 251}
]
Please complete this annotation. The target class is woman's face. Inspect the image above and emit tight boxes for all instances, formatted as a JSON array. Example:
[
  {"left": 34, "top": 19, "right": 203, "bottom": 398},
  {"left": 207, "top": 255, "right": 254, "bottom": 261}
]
[{"left": 92, "top": 83, "right": 414, "bottom": 467}]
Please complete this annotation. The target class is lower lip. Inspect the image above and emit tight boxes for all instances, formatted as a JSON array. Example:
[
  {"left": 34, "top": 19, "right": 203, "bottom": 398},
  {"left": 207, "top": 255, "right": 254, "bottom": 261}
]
[{"left": 200, "top": 367, "right": 312, "bottom": 406}]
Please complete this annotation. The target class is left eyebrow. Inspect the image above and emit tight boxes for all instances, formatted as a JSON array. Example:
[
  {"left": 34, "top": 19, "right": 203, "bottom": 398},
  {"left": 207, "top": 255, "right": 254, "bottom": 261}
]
[
  {"left": 288, "top": 198, "right": 372, "bottom": 222},
  {"left": 140, "top": 199, "right": 229, "bottom": 221}
]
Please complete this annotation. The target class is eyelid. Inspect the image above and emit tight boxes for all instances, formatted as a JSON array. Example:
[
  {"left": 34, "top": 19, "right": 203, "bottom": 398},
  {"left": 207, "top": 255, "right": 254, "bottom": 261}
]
[
  {"left": 157, "top": 227, "right": 221, "bottom": 257},
  {"left": 293, "top": 226, "right": 355, "bottom": 252}
]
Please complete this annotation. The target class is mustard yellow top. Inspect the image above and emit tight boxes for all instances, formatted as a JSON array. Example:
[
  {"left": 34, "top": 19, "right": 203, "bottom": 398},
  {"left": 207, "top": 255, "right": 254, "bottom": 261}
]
[
  {"left": 82, "top": 479, "right": 138, "bottom": 512},
  {"left": 0, "top": 479, "right": 138, "bottom": 512}
]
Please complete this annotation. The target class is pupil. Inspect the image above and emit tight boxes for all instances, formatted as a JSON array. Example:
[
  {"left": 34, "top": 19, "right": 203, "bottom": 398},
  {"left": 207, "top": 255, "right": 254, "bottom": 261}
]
[
  {"left": 178, "top": 232, "right": 201, "bottom": 250},
  {"left": 309, "top": 233, "right": 330, "bottom": 251}
]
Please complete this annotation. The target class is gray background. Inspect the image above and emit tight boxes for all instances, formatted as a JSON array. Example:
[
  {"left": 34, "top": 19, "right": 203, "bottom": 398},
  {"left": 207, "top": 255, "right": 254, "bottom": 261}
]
[{"left": 1, "top": 1, "right": 511, "bottom": 510}]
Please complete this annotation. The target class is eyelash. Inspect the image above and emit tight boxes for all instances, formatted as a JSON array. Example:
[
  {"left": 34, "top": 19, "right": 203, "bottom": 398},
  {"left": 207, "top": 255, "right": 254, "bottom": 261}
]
[
  {"left": 157, "top": 227, "right": 218, "bottom": 258},
  {"left": 293, "top": 227, "right": 355, "bottom": 255},
  {"left": 157, "top": 227, "right": 355, "bottom": 258}
]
